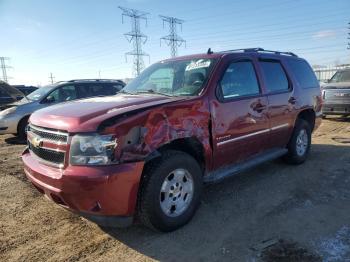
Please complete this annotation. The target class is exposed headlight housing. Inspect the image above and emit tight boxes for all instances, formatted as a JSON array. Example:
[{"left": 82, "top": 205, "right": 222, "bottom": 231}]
[
  {"left": 69, "top": 134, "right": 118, "bottom": 165},
  {"left": 0, "top": 107, "right": 16, "bottom": 116}
]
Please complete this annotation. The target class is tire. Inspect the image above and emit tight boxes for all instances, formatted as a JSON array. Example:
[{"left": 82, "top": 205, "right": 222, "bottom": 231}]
[
  {"left": 138, "top": 150, "right": 203, "bottom": 232},
  {"left": 322, "top": 114, "right": 327, "bottom": 119},
  {"left": 17, "top": 116, "right": 29, "bottom": 140},
  {"left": 283, "top": 119, "right": 311, "bottom": 165}
]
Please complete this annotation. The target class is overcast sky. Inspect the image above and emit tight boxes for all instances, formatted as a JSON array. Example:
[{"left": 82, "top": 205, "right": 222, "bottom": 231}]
[{"left": 0, "top": 0, "right": 349, "bottom": 85}]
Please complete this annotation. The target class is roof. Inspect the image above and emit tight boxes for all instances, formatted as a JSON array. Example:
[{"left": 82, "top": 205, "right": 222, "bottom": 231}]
[{"left": 161, "top": 47, "right": 300, "bottom": 62}]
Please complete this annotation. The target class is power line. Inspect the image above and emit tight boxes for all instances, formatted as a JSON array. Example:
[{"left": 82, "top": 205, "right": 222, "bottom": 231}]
[
  {"left": 0, "top": 57, "right": 11, "bottom": 83},
  {"left": 49, "top": 72, "right": 55, "bottom": 84},
  {"left": 119, "top": 6, "right": 149, "bottom": 77},
  {"left": 348, "top": 22, "right": 350, "bottom": 49},
  {"left": 160, "top": 15, "right": 186, "bottom": 57}
]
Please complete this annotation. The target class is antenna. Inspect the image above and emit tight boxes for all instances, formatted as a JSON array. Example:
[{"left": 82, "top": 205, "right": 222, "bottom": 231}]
[
  {"left": 119, "top": 6, "right": 149, "bottom": 77},
  {"left": 160, "top": 15, "right": 186, "bottom": 57}
]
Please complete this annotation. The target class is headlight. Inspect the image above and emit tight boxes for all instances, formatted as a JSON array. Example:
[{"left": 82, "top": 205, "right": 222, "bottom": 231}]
[
  {"left": 70, "top": 134, "right": 118, "bottom": 165},
  {"left": 0, "top": 107, "right": 16, "bottom": 116}
]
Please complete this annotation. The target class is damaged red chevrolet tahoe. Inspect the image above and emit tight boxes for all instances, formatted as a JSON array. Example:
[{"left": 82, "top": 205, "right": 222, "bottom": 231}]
[{"left": 22, "top": 48, "right": 322, "bottom": 232}]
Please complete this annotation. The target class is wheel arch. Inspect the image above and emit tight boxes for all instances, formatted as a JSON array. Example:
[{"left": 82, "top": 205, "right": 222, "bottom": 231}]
[
  {"left": 297, "top": 109, "right": 316, "bottom": 132},
  {"left": 145, "top": 137, "right": 206, "bottom": 174}
]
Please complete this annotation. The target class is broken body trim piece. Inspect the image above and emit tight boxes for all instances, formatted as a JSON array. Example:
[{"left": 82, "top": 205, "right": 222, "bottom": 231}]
[{"left": 216, "top": 123, "right": 290, "bottom": 146}]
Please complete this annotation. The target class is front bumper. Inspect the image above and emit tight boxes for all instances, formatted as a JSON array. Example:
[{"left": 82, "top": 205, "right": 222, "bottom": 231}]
[
  {"left": 0, "top": 114, "right": 21, "bottom": 135},
  {"left": 22, "top": 148, "right": 145, "bottom": 227},
  {"left": 322, "top": 102, "right": 350, "bottom": 115}
]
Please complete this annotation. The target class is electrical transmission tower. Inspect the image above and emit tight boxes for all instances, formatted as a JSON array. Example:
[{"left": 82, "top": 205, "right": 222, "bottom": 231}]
[
  {"left": 0, "top": 57, "right": 11, "bottom": 83},
  {"left": 49, "top": 72, "right": 55, "bottom": 84},
  {"left": 119, "top": 6, "right": 149, "bottom": 77},
  {"left": 160, "top": 16, "right": 186, "bottom": 57}
]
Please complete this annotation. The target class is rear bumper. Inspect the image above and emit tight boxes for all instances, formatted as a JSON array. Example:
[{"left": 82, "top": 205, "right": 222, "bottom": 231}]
[
  {"left": 22, "top": 148, "right": 145, "bottom": 227},
  {"left": 322, "top": 102, "right": 350, "bottom": 115}
]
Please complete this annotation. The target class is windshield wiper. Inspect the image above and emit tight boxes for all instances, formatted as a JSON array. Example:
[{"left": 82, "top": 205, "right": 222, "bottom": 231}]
[{"left": 135, "top": 89, "right": 174, "bottom": 97}]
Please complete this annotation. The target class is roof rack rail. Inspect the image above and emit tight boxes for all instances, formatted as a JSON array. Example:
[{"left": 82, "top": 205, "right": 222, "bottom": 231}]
[
  {"left": 67, "top": 79, "right": 124, "bottom": 83},
  {"left": 220, "top": 47, "right": 297, "bottom": 57}
]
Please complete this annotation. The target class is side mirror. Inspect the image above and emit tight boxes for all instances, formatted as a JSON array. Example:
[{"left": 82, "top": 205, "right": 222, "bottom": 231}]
[{"left": 44, "top": 96, "right": 55, "bottom": 103}]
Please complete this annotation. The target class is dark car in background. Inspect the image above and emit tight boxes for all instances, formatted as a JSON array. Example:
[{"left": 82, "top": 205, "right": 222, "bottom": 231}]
[
  {"left": 0, "top": 79, "right": 125, "bottom": 138},
  {"left": 0, "top": 81, "right": 26, "bottom": 110},
  {"left": 12, "top": 85, "right": 38, "bottom": 96},
  {"left": 322, "top": 68, "right": 350, "bottom": 118}
]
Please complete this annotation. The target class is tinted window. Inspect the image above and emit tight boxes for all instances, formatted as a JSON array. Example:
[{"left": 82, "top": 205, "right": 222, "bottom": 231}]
[
  {"left": 47, "top": 85, "right": 77, "bottom": 103},
  {"left": 287, "top": 59, "right": 318, "bottom": 88},
  {"left": 220, "top": 61, "right": 260, "bottom": 99},
  {"left": 78, "top": 84, "right": 121, "bottom": 99},
  {"left": 0, "top": 87, "right": 8, "bottom": 97},
  {"left": 260, "top": 60, "right": 289, "bottom": 93}
]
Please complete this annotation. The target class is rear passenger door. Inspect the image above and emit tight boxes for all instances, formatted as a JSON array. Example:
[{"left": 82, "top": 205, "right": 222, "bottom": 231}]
[
  {"left": 258, "top": 58, "right": 295, "bottom": 148},
  {"left": 212, "top": 58, "right": 270, "bottom": 169}
]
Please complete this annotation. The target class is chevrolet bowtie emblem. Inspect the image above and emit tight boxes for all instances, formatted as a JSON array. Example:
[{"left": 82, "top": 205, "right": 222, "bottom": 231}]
[{"left": 31, "top": 136, "right": 43, "bottom": 148}]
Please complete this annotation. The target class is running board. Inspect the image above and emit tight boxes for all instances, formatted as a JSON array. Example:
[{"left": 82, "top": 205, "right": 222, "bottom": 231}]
[{"left": 204, "top": 148, "right": 288, "bottom": 184}]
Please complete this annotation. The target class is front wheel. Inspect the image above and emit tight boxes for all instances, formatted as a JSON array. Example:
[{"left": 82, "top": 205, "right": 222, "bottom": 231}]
[
  {"left": 283, "top": 119, "right": 311, "bottom": 165},
  {"left": 138, "top": 150, "right": 203, "bottom": 232}
]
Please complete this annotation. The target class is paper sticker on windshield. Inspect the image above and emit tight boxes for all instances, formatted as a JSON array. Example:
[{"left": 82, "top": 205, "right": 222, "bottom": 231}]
[{"left": 185, "top": 60, "right": 211, "bottom": 71}]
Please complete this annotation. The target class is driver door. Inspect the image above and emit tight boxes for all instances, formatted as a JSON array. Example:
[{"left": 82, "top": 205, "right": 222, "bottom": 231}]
[{"left": 211, "top": 58, "right": 270, "bottom": 169}]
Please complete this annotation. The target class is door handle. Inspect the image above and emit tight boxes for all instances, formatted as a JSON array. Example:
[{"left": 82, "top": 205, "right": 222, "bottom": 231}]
[
  {"left": 288, "top": 97, "right": 297, "bottom": 104},
  {"left": 253, "top": 104, "right": 267, "bottom": 112}
]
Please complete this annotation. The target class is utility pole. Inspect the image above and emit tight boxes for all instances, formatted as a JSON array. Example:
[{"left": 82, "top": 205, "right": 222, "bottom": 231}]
[
  {"left": 160, "top": 15, "right": 186, "bottom": 57},
  {"left": 119, "top": 6, "right": 149, "bottom": 77},
  {"left": 0, "top": 57, "right": 11, "bottom": 83},
  {"left": 49, "top": 72, "right": 55, "bottom": 84}
]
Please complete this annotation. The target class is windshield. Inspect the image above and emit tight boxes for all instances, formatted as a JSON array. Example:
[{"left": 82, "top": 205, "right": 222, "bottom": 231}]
[
  {"left": 329, "top": 70, "right": 350, "bottom": 83},
  {"left": 123, "top": 58, "right": 216, "bottom": 96},
  {"left": 27, "top": 85, "right": 55, "bottom": 101}
]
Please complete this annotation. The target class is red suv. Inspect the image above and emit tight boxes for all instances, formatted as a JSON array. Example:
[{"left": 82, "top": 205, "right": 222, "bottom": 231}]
[{"left": 22, "top": 48, "right": 322, "bottom": 232}]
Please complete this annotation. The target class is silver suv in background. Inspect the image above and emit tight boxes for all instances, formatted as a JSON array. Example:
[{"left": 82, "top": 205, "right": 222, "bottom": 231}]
[
  {"left": 0, "top": 79, "right": 125, "bottom": 139},
  {"left": 321, "top": 69, "right": 350, "bottom": 118}
]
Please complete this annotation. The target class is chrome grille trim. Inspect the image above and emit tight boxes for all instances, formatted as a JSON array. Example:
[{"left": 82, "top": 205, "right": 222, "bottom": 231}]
[
  {"left": 27, "top": 124, "right": 68, "bottom": 167},
  {"left": 28, "top": 124, "right": 68, "bottom": 143}
]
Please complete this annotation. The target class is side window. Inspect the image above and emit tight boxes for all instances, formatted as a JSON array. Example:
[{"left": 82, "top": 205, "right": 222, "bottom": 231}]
[
  {"left": 260, "top": 60, "right": 289, "bottom": 93},
  {"left": 47, "top": 85, "right": 77, "bottom": 103},
  {"left": 220, "top": 61, "right": 260, "bottom": 99},
  {"left": 287, "top": 59, "right": 319, "bottom": 88}
]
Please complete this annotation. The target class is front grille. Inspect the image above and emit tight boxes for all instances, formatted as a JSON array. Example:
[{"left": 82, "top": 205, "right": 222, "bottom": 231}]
[
  {"left": 325, "top": 89, "right": 350, "bottom": 100},
  {"left": 28, "top": 125, "right": 68, "bottom": 143},
  {"left": 29, "top": 142, "right": 65, "bottom": 164},
  {"left": 27, "top": 124, "right": 68, "bottom": 166}
]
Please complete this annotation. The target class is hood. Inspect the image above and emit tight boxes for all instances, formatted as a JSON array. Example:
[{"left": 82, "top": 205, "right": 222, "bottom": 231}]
[
  {"left": 30, "top": 94, "right": 187, "bottom": 132},
  {"left": 321, "top": 82, "right": 350, "bottom": 89}
]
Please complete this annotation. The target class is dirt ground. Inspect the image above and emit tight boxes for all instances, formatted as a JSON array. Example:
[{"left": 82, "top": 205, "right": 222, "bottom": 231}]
[{"left": 1, "top": 118, "right": 350, "bottom": 261}]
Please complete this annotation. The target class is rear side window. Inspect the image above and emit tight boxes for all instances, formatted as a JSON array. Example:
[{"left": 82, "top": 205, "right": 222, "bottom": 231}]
[
  {"left": 260, "top": 60, "right": 289, "bottom": 93},
  {"left": 287, "top": 59, "right": 319, "bottom": 88},
  {"left": 220, "top": 61, "right": 260, "bottom": 99}
]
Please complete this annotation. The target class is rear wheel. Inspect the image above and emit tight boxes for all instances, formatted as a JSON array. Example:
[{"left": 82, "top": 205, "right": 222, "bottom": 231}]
[
  {"left": 138, "top": 150, "right": 203, "bottom": 232},
  {"left": 283, "top": 119, "right": 311, "bottom": 165}
]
